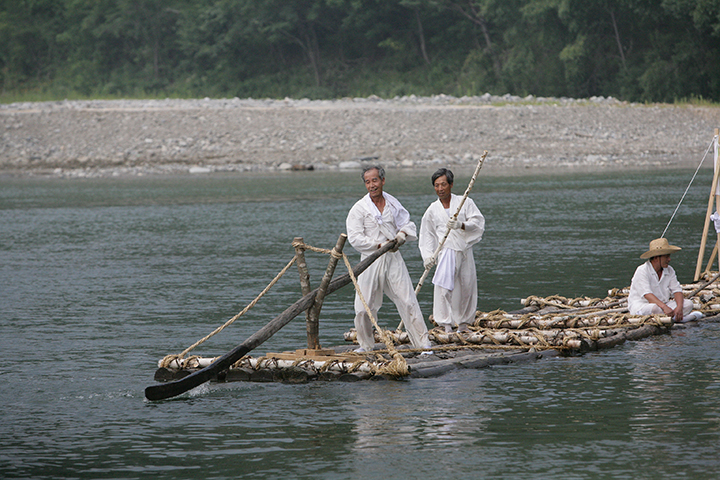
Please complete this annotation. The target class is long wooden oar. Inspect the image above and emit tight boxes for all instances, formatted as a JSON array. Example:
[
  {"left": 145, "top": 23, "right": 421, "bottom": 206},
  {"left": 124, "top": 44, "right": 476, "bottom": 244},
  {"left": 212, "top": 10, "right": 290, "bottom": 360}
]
[{"left": 145, "top": 238, "right": 400, "bottom": 401}]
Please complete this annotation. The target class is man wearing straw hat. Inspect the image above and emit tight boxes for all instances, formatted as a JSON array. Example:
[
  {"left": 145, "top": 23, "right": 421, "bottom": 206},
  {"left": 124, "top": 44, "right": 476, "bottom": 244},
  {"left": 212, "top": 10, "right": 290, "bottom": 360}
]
[
  {"left": 419, "top": 168, "right": 485, "bottom": 333},
  {"left": 628, "top": 238, "right": 693, "bottom": 321},
  {"left": 346, "top": 165, "right": 432, "bottom": 353}
]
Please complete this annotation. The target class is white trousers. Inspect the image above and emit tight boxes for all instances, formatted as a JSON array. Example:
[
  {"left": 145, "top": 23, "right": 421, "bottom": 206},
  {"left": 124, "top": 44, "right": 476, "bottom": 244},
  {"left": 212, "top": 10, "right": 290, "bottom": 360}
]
[
  {"left": 353, "top": 251, "right": 430, "bottom": 351},
  {"left": 433, "top": 249, "right": 477, "bottom": 327},
  {"left": 633, "top": 298, "right": 693, "bottom": 317}
]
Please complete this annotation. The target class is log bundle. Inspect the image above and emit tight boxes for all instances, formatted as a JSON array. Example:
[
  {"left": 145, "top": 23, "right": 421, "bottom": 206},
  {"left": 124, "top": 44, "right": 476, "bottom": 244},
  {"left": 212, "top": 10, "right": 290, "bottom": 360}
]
[
  {"left": 154, "top": 278, "right": 720, "bottom": 385},
  {"left": 344, "top": 279, "right": 720, "bottom": 352}
]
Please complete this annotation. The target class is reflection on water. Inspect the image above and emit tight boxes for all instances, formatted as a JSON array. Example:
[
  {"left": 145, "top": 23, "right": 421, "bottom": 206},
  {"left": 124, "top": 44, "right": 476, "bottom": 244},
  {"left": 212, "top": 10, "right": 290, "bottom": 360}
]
[{"left": 1, "top": 168, "right": 720, "bottom": 479}]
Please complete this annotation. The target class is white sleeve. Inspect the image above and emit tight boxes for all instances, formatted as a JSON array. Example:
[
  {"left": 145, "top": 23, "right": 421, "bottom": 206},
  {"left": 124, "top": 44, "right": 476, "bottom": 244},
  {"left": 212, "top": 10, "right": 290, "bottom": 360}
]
[
  {"left": 461, "top": 198, "right": 485, "bottom": 241},
  {"left": 346, "top": 202, "right": 380, "bottom": 255},
  {"left": 418, "top": 207, "right": 438, "bottom": 261}
]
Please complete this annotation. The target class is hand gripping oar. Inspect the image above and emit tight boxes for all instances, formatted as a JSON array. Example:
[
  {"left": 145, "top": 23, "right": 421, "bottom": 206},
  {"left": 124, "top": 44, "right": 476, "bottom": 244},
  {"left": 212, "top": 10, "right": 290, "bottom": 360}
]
[
  {"left": 396, "top": 150, "right": 488, "bottom": 332},
  {"left": 145, "top": 238, "right": 401, "bottom": 401}
]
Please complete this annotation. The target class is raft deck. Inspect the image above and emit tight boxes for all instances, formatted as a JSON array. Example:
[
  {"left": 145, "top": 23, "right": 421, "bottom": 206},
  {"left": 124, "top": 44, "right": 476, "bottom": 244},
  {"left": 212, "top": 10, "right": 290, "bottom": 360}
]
[{"left": 153, "top": 279, "right": 720, "bottom": 385}]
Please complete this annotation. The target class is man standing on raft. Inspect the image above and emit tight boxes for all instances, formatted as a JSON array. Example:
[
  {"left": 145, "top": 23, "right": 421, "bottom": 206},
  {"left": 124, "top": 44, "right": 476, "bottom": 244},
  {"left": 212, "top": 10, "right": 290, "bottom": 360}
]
[
  {"left": 628, "top": 238, "right": 693, "bottom": 322},
  {"left": 346, "top": 165, "right": 432, "bottom": 353},
  {"left": 419, "top": 168, "right": 485, "bottom": 333}
]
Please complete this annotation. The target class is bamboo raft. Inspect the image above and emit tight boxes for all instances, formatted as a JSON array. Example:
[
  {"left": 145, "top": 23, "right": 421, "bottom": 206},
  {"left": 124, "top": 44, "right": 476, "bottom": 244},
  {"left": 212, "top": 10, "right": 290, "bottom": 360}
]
[
  {"left": 152, "top": 274, "right": 720, "bottom": 386},
  {"left": 145, "top": 131, "right": 720, "bottom": 400}
]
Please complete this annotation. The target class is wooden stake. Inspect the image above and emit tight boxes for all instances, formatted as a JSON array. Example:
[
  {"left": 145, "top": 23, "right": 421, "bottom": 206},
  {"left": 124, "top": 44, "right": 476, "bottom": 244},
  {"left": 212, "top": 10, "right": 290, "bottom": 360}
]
[
  {"left": 293, "top": 237, "right": 312, "bottom": 296},
  {"left": 306, "top": 234, "right": 347, "bottom": 349},
  {"left": 293, "top": 237, "right": 315, "bottom": 349},
  {"left": 703, "top": 241, "right": 718, "bottom": 274}
]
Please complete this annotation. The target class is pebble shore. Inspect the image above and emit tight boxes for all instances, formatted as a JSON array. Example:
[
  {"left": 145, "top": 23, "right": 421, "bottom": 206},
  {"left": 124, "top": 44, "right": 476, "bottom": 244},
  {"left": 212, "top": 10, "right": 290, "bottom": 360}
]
[{"left": 1, "top": 94, "right": 718, "bottom": 178}]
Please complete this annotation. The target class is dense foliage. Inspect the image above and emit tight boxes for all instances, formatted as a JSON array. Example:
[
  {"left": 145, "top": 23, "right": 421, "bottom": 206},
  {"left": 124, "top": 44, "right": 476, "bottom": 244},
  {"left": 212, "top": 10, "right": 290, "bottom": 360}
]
[{"left": 2, "top": 0, "right": 719, "bottom": 102}]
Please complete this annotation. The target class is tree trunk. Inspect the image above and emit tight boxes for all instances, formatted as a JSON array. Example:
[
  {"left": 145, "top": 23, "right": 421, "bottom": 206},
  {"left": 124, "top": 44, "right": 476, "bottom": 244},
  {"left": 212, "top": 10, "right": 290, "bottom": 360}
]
[
  {"left": 609, "top": 10, "right": 628, "bottom": 73},
  {"left": 415, "top": 8, "right": 431, "bottom": 65}
]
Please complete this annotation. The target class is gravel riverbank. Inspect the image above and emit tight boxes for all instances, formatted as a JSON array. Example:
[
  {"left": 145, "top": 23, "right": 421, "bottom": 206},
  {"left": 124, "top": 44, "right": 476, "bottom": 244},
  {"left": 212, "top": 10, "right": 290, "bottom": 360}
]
[{"left": 1, "top": 94, "right": 718, "bottom": 178}]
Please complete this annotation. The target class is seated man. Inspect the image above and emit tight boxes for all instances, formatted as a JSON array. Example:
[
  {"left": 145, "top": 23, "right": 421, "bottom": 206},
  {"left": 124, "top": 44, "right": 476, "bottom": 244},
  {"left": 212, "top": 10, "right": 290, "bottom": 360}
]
[{"left": 628, "top": 238, "right": 693, "bottom": 322}]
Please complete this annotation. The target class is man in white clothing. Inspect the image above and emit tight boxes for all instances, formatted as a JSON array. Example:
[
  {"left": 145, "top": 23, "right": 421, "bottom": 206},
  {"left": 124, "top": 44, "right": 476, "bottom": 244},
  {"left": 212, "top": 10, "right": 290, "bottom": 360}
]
[
  {"left": 628, "top": 238, "right": 693, "bottom": 322},
  {"left": 419, "top": 168, "right": 485, "bottom": 333},
  {"left": 346, "top": 165, "right": 432, "bottom": 353}
]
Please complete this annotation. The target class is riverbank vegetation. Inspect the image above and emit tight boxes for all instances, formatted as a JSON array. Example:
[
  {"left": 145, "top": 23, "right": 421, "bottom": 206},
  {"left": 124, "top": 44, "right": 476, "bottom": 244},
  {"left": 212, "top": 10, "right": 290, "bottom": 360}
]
[{"left": 2, "top": 0, "right": 719, "bottom": 103}]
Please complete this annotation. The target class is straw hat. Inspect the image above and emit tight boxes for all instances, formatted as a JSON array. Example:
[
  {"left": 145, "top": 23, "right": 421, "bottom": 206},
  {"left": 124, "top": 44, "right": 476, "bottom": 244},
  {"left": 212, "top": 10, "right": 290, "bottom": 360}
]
[{"left": 640, "top": 238, "right": 682, "bottom": 259}]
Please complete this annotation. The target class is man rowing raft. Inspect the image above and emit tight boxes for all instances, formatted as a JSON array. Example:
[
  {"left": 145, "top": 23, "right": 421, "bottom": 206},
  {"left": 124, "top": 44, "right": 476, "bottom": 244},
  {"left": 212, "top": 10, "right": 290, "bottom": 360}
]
[{"left": 346, "top": 165, "right": 433, "bottom": 353}]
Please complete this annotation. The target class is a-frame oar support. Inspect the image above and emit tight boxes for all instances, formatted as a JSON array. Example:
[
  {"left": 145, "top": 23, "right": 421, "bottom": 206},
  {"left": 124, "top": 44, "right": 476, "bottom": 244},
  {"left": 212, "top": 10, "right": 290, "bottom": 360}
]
[
  {"left": 694, "top": 128, "right": 720, "bottom": 281},
  {"left": 145, "top": 236, "right": 399, "bottom": 401}
]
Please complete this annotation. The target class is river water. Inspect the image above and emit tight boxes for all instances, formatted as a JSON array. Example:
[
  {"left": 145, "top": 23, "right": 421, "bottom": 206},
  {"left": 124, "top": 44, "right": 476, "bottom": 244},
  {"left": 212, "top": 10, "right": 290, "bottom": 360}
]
[{"left": 2, "top": 167, "right": 720, "bottom": 479}]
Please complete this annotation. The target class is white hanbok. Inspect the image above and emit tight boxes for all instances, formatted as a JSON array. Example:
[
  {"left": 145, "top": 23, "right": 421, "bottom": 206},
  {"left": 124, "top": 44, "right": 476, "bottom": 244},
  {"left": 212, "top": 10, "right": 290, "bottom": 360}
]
[
  {"left": 628, "top": 261, "right": 693, "bottom": 316},
  {"left": 419, "top": 194, "right": 485, "bottom": 328},
  {"left": 346, "top": 192, "right": 431, "bottom": 351}
]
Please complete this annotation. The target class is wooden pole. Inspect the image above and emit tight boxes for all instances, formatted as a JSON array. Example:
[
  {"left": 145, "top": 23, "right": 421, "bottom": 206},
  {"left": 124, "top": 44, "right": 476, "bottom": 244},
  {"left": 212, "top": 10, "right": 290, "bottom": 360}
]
[
  {"left": 694, "top": 129, "right": 720, "bottom": 281},
  {"left": 306, "top": 234, "right": 347, "bottom": 349},
  {"left": 716, "top": 130, "right": 720, "bottom": 274},
  {"left": 145, "top": 236, "right": 401, "bottom": 401},
  {"left": 703, "top": 242, "right": 718, "bottom": 274},
  {"left": 293, "top": 237, "right": 315, "bottom": 349},
  {"left": 686, "top": 270, "right": 720, "bottom": 299},
  {"left": 293, "top": 237, "right": 312, "bottom": 297}
]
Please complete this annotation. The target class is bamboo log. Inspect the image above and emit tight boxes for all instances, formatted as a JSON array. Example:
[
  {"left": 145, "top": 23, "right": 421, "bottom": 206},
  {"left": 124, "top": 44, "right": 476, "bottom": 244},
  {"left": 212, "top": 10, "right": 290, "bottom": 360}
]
[
  {"left": 240, "top": 357, "right": 376, "bottom": 373},
  {"left": 476, "top": 311, "right": 652, "bottom": 331},
  {"left": 160, "top": 357, "right": 217, "bottom": 369},
  {"left": 541, "top": 300, "right": 626, "bottom": 315},
  {"left": 686, "top": 270, "right": 720, "bottom": 299},
  {"left": 409, "top": 349, "right": 559, "bottom": 378},
  {"left": 346, "top": 317, "right": 673, "bottom": 347},
  {"left": 595, "top": 324, "right": 666, "bottom": 350},
  {"left": 145, "top": 237, "right": 402, "bottom": 401}
]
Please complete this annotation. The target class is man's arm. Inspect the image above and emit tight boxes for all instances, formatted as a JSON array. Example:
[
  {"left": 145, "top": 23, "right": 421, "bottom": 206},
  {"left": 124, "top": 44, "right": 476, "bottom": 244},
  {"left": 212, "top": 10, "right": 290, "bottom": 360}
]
[
  {"left": 462, "top": 199, "right": 485, "bottom": 235},
  {"left": 672, "top": 291, "right": 685, "bottom": 321},
  {"left": 642, "top": 292, "right": 674, "bottom": 316},
  {"left": 346, "top": 204, "right": 382, "bottom": 253},
  {"left": 418, "top": 208, "right": 438, "bottom": 264}
]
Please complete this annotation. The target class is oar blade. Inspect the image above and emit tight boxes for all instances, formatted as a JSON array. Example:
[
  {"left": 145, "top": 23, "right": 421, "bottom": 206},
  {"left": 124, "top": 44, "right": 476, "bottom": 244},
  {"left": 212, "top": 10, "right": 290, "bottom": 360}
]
[
  {"left": 144, "top": 369, "right": 213, "bottom": 401},
  {"left": 145, "top": 346, "right": 250, "bottom": 401}
]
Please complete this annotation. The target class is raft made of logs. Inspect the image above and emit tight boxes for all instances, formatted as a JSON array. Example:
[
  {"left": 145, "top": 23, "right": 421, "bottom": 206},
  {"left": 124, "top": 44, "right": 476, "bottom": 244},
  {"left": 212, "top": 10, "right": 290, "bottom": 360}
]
[
  {"left": 150, "top": 258, "right": 720, "bottom": 390},
  {"left": 154, "top": 345, "right": 563, "bottom": 384}
]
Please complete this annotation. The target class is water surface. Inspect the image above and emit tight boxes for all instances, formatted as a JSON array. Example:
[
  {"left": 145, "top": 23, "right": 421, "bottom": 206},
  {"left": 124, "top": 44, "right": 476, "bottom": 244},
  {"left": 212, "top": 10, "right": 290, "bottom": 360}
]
[{"left": 2, "top": 168, "right": 719, "bottom": 479}]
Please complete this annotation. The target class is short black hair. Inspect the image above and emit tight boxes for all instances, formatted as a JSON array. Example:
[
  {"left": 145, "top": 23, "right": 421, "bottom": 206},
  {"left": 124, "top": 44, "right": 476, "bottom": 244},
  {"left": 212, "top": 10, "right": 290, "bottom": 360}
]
[
  {"left": 431, "top": 168, "right": 453, "bottom": 186},
  {"left": 362, "top": 165, "right": 385, "bottom": 180}
]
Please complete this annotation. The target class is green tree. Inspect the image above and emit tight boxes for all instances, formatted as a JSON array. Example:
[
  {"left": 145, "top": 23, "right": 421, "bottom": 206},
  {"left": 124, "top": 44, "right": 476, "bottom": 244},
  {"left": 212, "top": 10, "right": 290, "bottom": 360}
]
[
  {"left": 59, "top": 0, "right": 182, "bottom": 94},
  {"left": 0, "top": 0, "right": 68, "bottom": 92}
]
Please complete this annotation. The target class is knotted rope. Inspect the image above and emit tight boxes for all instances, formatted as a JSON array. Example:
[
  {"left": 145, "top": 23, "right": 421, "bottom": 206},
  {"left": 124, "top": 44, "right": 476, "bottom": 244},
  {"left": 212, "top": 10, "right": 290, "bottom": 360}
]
[
  {"left": 341, "top": 252, "right": 410, "bottom": 377},
  {"left": 159, "top": 254, "right": 298, "bottom": 368},
  {"left": 160, "top": 238, "right": 412, "bottom": 377}
]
